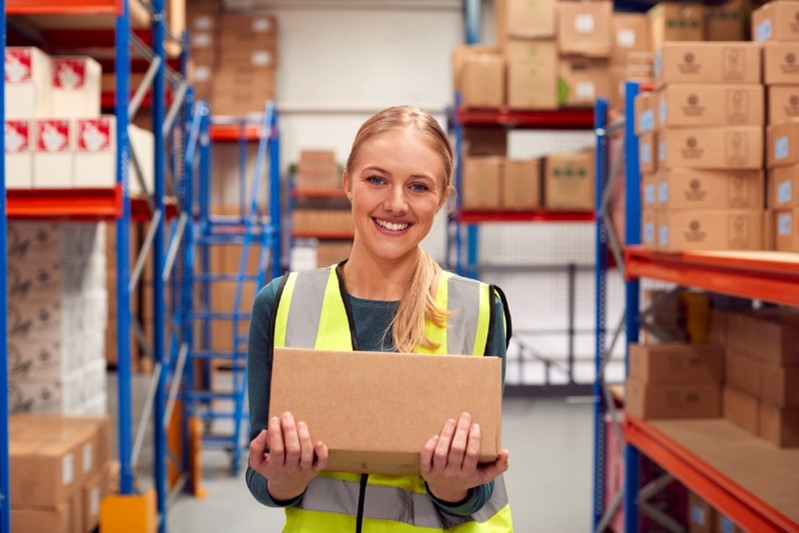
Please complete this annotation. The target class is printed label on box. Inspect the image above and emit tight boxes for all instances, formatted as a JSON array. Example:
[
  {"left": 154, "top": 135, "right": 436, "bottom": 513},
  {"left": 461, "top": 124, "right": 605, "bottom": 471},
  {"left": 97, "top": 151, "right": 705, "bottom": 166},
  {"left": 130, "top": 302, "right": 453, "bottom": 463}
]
[
  {"left": 575, "top": 14, "right": 595, "bottom": 33},
  {"left": 53, "top": 58, "right": 87, "bottom": 89},
  {"left": 192, "top": 32, "right": 212, "bottom": 49},
  {"left": 5, "top": 49, "right": 32, "bottom": 83},
  {"left": 90, "top": 486, "right": 100, "bottom": 518},
  {"left": 659, "top": 140, "right": 666, "bottom": 164},
  {"left": 83, "top": 442, "right": 93, "bottom": 473},
  {"left": 725, "top": 132, "right": 748, "bottom": 165},
  {"left": 776, "top": 136, "right": 790, "bottom": 161},
  {"left": 691, "top": 505, "right": 706, "bottom": 525},
  {"left": 194, "top": 65, "right": 211, "bottom": 83},
  {"left": 252, "top": 17, "right": 273, "bottom": 33},
  {"left": 250, "top": 50, "right": 273, "bottom": 67},
  {"left": 576, "top": 82, "right": 595, "bottom": 100},
  {"left": 645, "top": 184, "right": 655, "bottom": 204},
  {"left": 76, "top": 118, "right": 111, "bottom": 152},
  {"left": 37, "top": 121, "right": 70, "bottom": 152},
  {"left": 659, "top": 182, "right": 669, "bottom": 203},
  {"left": 778, "top": 180, "right": 793, "bottom": 204},
  {"left": 63, "top": 452, "right": 74, "bottom": 485},
  {"left": 659, "top": 226, "right": 669, "bottom": 247},
  {"left": 659, "top": 99, "right": 666, "bottom": 125},
  {"left": 639, "top": 110, "right": 654, "bottom": 133},
  {"left": 641, "top": 142, "right": 651, "bottom": 163},
  {"left": 617, "top": 29, "right": 635, "bottom": 48},
  {"left": 722, "top": 48, "right": 746, "bottom": 81},
  {"left": 5, "top": 121, "right": 30, "bottom": 153},
  {"left": 644, "top": 222, "right": 654, "bottom": 243},
  {"left": 194, "top": 15, "right": 213, "bottom": 30},
  {"left": 779, "top": 212, "right": 792, "bottom": 236},
  {"left": 757, "top": 19, "right": 772, "bottom": 43}
]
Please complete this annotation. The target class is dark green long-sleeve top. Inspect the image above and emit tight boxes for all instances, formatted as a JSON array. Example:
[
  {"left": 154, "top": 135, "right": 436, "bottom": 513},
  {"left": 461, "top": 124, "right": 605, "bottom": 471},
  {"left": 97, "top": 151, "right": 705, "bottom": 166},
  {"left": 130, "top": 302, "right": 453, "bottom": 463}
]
[{"left": 245, "top": 273, "right": 508, "bottom": 517}]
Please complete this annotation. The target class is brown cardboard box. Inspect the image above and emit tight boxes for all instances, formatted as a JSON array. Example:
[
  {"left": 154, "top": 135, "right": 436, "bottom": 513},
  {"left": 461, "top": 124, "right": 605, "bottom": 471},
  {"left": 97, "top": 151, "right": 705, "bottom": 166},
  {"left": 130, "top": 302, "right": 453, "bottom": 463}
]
[
  {"left": 461, "top": 54, "right": 505, "bottom": 108},
  {"left": 716, "top": 515, "right": 746, "bottom": 533},
  {"left": 657, "top": 209, "right": 764, "bottom": 252},
  {"left": 726, "top": 348, "right": 764, "bottom": 397},
  {"left": 506, "top": 0, "right": 556, "bottom": 39},
  {"left": 463, "top": 127, "right": 507, "bottom": 156},
  {"left": 269, "top": 347, "right": 502, "bottom": 475},
  {"left": 612, "top": 14, "right": 650, "bottom": 65},
  {"left": 626, "top": 378, "right": 722, "bottom": 419},
  {"left": 220, "top": 12, "right": 276, "bottom": 42},
  {"left": 709, "top": 307, "right": 730, "bottom": 347},
  {"left": 759, "top": 402, "right": 799, "bottom": 447},
  {"left": 767, "top": 120, "right": 799, "bottom": 168},
  {"left": 557, "top": 1, "right": 613, "bottom": 58},
  {"left": 316, "top": 241, "right": 352, "bottom": 268},
  {"left": 658, "top": 126, "right": 763, "bottom": 170},
  {"left": 658, "top": 84, "right": 764, "bottom": 128},
  {"left": 495, "top": 0, "right": 507, "bottom": 46},
  {"left": 774, "top": 208, "right": 799, "bottom": 251},
  {"left": 634, "top": 91, "right": 657, "bottom": 135},
  {"left": 609, "top": 65, "right": 627, "bottom": 111},
  {"left": 706, "top": 0, "right": 746, "bottom": 42},
  {"left": 506, "top": 40, "right": 557, "bottom": 109},
  {"left": 726, "top": 310, "right": 799, "bottom": 365},
  {"left": 544, "top": 150, "right": 595, "bottom": 211},
  {"left": 296, "top": 161, "right": 340, "bottom": 191},
  {"left": 629, "top": 343, "right": 725, "bottom": 383},
  {"left": 762, "top": 364, "right": 799, "bottom": 408},
  {"left": 763, "top": 42, "right": 799, "bottom": 85},
  {"left": 502, "top": 159, "right": 541, "bottom": 210},
  {"left": 642, "top": 172, "right": 658, "bottom": 208},
  {"left": 642, "top": 207, "right": 658, "bottom": 249},
  {"left": 292, "top": 209, "right": 354, "bottom": 235},
  {"left": 639, "top": 132, "right": 657, "bottom": 174},
  {"left": 648, "top": 3, "right": 706, "bottom": 51},
  {"left": 557, "top": 57, "right": 611, "bottom": 107},
  {"left": 300, "top": 150, "right": 335, "bottom": 163},
  {"left": 452, "top": 46, "right": 500, "bottom": 94},
  {"left": 752, "top": 0, "right": 799, "bottom": 43},
  {"left": 655, "top": 42, "right": 761, "bottom": 88},
  {"left": 688, "top": 491, "right": 718, "bottom": 533},
  {"left": 767, "top": 86, "right": 799, "bottom": 125},
  {"left": 723, "top": 385, "right": 760, "bottom": 435},
  {"left": 11, "top": 494, "right": 80, "bottom": 533},
  {"left": 82, "top": 463, "right": 109, "bottom": 533},
  {"left": 655, "top": 168, "right": 765, "bottom": 210},
  {"left": 462, "top": 157, "right": 503, "bottom": 210},
  {"left": 211, "top": 75, "right": 275, "bottom": 117}
]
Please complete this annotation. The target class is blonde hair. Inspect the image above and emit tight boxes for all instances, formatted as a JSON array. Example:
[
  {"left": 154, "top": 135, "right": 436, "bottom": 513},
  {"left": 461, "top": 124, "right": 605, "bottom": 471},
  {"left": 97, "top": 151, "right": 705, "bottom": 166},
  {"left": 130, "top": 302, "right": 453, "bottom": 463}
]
[{"left": 346, "top": 105, "right": 453, "bottom": 352}]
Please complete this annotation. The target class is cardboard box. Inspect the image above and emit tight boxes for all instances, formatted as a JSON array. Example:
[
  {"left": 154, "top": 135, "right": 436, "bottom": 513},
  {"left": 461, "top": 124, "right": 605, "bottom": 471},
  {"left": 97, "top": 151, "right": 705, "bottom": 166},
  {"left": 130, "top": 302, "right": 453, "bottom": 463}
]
[
  {"left": 211, "top": 72, "right": 275, "bottom": 116},
  {"left": 642, "top": 208, "right": 657, "bottom": 249},
  {"left": 296, "top": 161, "right": 340, "bottom": 191},
  {"left": 10, "top": 497, "right": 79, "bottom": 533},
  {"left": 688, "top": 491, "right": 718, "bottom": 533},
  {"left": 716, "top": 515, "right": 746, "bottom": 533},
  {"left": 628, "top": 343, "right": 725, "bottom": 383},
  {"left": 626, "top": 378, "right": 722, "bottom": 419},
  {"left": 767, "top": 120, "right": 799, "bottom": 168},
  {"left": 557, "top": 57, "right": 611, "bottom": 107},
  {"left": 764, "top": 42, "right": 799, "bottom": 85},
  {"left": 639, "top": 132, "right": 657, "bottom": 174},
  {"left": 655, "top": 42, "right": 761, "bottom": 87},
  {"left": 219, "top": 12, "right": 276, "bottom": 49},
  {"left": 642, "top": 172, "right": 658, "bottom": 208},
  {"left": 658, "top": 126, "right": 763, "bottom": 170},
  {"left": 762, "top": 364, "right": 799, "bottom": 408},
  {"left": 51, "top": 56, "right": 102, "bottom": 119},
  {"left": 452, "top": 46, "right": 499, "bottom": 94},
  {"left": 770, "top": 165, "right": 799, "bottom": 208},
  {"left": 5, "top": 119, "right": 33, "bottom": 188},
  {"left": 634, "top": 91, "right": 657, "bottom": 135},
  {"left": 557, "top": 1, "right": 613, "bottom": 58},
  {"left": 775, "top": 208, "right": 799, "bottom": 251},
  {"left": 506, "top": 40, "right": 557, "bottom": 110},
  {"left": 544, "top": 150, "right": 595, "bottom": 211},
  {"left": 463, "top": 128, "right": 507, "bottom": 156},
  {"left": 726, "top": 310, "right": 799, "bottom": 366},
  {"left": 292, "top": 209, "right": 354, "bottom": 235},
  {"left": 269, "top": 347, "right": 502, "bottom": 475},
  {"left": 82, "top": 463, "right": 109, "bottom": 532},
  {"left": 657, "top": 209, "right": 764, "bottom": 252},
  {"left": 462, "top": 157, "right": 503, "bottom": 210},
  {"left": 316, "top": 241, "right": 352, "bottom": 268},
  {"left": 300, "top": 149, "right": 335, "bottom": 163},
  {"left": 759, "top": 402, "right": 799, "bottom": 448},
  {"left": 461, "top": 54, "right": 505, "bottom": 108},
  {"left": 612, "top": 14, "right": 650, "bottom": 65},
  {"left": 723, "top": 385, "right": 760, "bottom": 435},
  {"left": 33, "top": 119, "right": 73, "bottom": 188},
  {"left": 506, "top": 0, "right": 556, "bottom": 39},
  {"left": 5, "top": 47, "right": 53, "bottom": 119},
  {"left": 658, "top": 84, "right": 764, "bottom": 128},
  {"left": 706, "top": 0, "right": 745, "bottom": 42},
  {"left": 752, "top": 0, "right": 799, "bottom": 42},
  {"left": 648, "top": 3, "right": 706, "bottom": 51},
  {"left": 656, "top": 168, "right": 764, "bottom": 210},
  {"left": 725, "top": 348, "right": 763, "bottom": 397},
  {"left": 502, "top": 159, "right": 541, "bottom": 210},
  {"left": 767, "top": 85, "right": 799, "bottom": 125}
]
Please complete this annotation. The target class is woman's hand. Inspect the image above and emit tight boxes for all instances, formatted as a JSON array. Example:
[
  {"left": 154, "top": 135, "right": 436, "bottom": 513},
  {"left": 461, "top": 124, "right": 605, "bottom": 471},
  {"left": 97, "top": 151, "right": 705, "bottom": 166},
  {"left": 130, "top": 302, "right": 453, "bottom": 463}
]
[
  {"left": 248, "top": 411, "right": 328, "bottom": 501},
  {"left": 420, "top": 412, "right": 510, "bottom": 504}
]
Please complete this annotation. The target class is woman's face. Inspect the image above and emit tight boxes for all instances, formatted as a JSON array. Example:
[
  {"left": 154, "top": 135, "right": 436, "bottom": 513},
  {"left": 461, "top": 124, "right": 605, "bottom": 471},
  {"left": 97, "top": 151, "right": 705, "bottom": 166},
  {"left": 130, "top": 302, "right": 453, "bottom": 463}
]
[{"left": 343, "top": 127, "right": 449, "bottom": 264}]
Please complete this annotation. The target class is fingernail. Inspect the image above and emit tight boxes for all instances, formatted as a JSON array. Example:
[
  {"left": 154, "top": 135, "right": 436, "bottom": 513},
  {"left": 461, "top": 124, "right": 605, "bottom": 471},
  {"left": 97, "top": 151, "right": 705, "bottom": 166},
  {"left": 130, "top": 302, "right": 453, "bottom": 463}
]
[
  {"left": 298, "top": 421, "right": 306, "bottom": 430},
  {"left": 283, "top": 412, "right": 292, "bottom": 421},
  {"left": 271, "top": 417, "right": 279, "bottom": 424},
  {"left": 472, "top": 423, "right": 479, "bottom": 431},
  {"left": 447, "top": 419, "right": 455, "bottom": 428}
]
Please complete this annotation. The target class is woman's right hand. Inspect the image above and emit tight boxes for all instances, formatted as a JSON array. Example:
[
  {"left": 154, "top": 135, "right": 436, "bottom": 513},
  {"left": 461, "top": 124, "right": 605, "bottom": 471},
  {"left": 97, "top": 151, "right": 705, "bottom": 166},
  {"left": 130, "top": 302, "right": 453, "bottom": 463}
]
[{"left": 248, "top": 411, "right": 329, "bottom": 501}]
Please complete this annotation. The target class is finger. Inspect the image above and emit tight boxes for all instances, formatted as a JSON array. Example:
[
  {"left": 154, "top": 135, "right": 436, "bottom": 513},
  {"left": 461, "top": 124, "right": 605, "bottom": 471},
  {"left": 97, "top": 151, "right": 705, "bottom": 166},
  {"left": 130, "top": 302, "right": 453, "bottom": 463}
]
[
  {"left": 313, "top": 442, "right": 329, "bottom": 472},
  {"left": 420, "top": 435, "right": 439, "bottom": 475},
  {"left": 475, "top": 449, "right": 510, "bottom": 484},
  {"left": 449, "top": 413, "right": 472, "bottom": 470},
  {"left": 267, "top": 416, "right": 285, "bottom": 464},
  {"left": 296, "top": 421, "right": 314, "bottom": 470},
  {"left": 281, "top": 412, "right": 302, "bottom": 464},
  {"left": 462, "top": 422, "right": 481, "bottom": 473},
  {"left": 248, "top": 429, "right": 268, "bottom": 468},
  {"left": 434, "top": 419, "right": 456, "bottom": 467}
]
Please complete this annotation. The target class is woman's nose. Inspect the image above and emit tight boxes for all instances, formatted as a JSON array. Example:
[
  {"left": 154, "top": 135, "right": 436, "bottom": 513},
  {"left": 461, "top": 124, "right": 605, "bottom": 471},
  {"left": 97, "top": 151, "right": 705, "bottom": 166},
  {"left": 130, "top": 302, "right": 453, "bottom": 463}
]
[{"left": 384, "top": 185, "right": 408, "bottom": 212}]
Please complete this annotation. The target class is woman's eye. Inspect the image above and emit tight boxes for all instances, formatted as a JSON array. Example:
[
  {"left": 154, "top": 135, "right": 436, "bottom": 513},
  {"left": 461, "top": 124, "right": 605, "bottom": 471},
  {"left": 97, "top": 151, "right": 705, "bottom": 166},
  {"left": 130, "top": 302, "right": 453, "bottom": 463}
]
[
  {"left": 366, "top": 175, "right": 385, "bottom": 185},
  {"left": 409, "top": 183, "right": 430, "bottom": 193}
]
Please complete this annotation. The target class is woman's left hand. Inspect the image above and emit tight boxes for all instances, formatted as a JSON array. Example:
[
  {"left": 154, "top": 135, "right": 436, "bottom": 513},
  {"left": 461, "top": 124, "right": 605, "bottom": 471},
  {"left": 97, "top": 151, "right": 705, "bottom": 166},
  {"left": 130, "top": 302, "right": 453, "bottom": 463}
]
[{"left": 420, "top": 412, "right": 510, "bottom": 503}]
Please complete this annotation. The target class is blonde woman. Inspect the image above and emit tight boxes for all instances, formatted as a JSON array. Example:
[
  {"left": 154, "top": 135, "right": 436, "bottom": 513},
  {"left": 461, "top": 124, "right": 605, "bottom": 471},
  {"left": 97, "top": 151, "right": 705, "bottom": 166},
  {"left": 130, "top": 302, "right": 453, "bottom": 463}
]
[{"left": 246, "top": 105, "right": 513, "bottom": 532}]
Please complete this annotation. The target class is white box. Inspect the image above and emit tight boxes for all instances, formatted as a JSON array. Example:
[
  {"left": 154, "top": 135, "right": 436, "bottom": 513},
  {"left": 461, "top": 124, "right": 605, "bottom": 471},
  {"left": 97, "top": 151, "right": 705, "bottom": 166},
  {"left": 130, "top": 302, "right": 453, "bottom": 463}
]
[
  {"left": 7, "top": 259, "right": 63, "bottom": 300},
  {"left": 5, "top": 120, "right": 33, "bottom": 188},
  {"left": 34, "top": 119, "right": 74, "bottom": 188},
  {"left": 7, "top": 221, "right": 61, "bottom": 262},
  {"left": 5, "top": 47, "right": 53, "bottom": 119},
  {"left": 8, "top": 374, "right": 87, "bottom": 415},
  {"left": 51, "top": 56, "right": 102, "bottom": 119},
  {"left": 81, "top": 360, "right": 107, "bottom": 401},
  {"left": 8, "top": 299, "right": 67, "bottom": 341},
  {"left": 7, "top": 336, "right": 80, "bottom": 380},
  {"left": 80, "top": 393, "right": 108, "bottom": 416}
]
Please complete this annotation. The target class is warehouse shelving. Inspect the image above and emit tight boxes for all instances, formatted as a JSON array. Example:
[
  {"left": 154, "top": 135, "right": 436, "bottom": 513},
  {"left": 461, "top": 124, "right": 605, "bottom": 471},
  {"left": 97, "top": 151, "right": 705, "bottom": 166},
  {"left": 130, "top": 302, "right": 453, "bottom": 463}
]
[
  {"left": 2, "top": 1, "right": 189, "bottom": 531},
  {"left": 0, "top": 3, "right": 8, "bottom": 532},
  {"left": 593, "top": 83, "right": 799, "bottom": 533}
]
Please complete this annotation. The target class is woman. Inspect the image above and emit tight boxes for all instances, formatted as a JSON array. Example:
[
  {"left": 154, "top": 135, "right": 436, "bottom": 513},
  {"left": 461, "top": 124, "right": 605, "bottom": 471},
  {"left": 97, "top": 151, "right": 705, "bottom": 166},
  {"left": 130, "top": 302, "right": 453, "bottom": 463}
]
[{"left": 246, "top": 105, "right": 513, "bottom": 531}]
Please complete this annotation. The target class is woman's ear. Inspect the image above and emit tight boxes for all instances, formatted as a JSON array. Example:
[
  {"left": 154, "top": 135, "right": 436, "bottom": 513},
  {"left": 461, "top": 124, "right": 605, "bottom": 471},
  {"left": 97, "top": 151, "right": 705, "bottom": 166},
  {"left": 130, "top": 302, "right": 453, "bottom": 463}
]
[
  {"left": 437, "top": 184, "right": 453, "bottom": 213},
  {"left": 342, "top": 170, "right": 353, "bottom": 202}
]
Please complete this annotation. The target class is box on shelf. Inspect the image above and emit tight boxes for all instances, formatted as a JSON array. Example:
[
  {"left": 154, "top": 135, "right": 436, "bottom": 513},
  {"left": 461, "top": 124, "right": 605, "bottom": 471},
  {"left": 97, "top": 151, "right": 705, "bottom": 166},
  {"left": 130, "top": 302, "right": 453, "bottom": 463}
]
[
  {"left": 770, "top": 164, "right": 799, "bottom": 209},
  {"left": 460, "top": 53, "right": 505, "bottom": 108},
  {"left": 611, "top": 13, "right": 650, "bottom": 65},
  {"left": 761, "top": 363, "right": 799, "bottom": 408},
  {"left": 767, "top": 120, "right": 799, "bottom": 168},
  {"left": 503, "top": 159, "right": 541, "bottom": 210},
  {"left": 556, "top": 1, "right": 613, "bottom": 58},
  {"left": 647, "top": 3, "right": 706, "bottom": 51},
  {"left": 7, "top": 336, "right": 77, "bottom": 381},
  {"left": 655, "top": 42, "right": 761, "bottom": 87},
  {"left": 300, "top": 149, "right": 336, "bottom": 163},
  {"left": 726, "top": 310, "right": 799, "bottom": 366},
  {"left": 688, "top": 491, "right": 718, "bottom": 533},
  {"left": 725, "top": 348, "right": 764, "bottom": 397},
  {"left": 211, "top": 71, "right": 275, "bottom": 117},
  {"left": 11, "top": 496, "right": 80, "bottom": 533},
  {"left": 296, "top": 160, "right": 340, "bottom": 191},
  {"left": 626, "top": 378, "right": 722, "bottom": 419},
  {"left": 628, "top": 343, "right": 725, "bottom": 384},
  {"left": 292, "top": 209, "right": 354, "bottom": 235},
  {"left": 642, "top": 171, "right": 657, "bottom": 208},
  {"left": 461, "top": 157, "right": 502, "bottom": 210},
  {"left": 5, "top": 119, "right": 33, "bottom": 189},
  {"left": 655, "top": 168, "right": 764, "bottom": 210},
  {"left": 51, "top": 57, "right": 101, "bottom": 119},
  {"left": 219, "top": 12, "right": 277, "bottom": 49},
  {"left": 505, "top": 0, "right": 556, "bottom": 39},
  {"left": 557, "top": 57, "right": 611, "bottom": 107},
  {"left": 759, "top": 402, "right": 799, "bottom": 448},
  {"left": 506, "top": 40, "right": 557, "bottom": 110},
  {"left": 452, "top": 46, "right": 500, "bottom": 94},
  {"left": 463, "top": 128, "right": 507, "bottom": 157},
  {"left": 752, "top": 0, "right": 799, "bottom": 43},
  {"left": 316, "top": 240, "right": 353, "bottom": 268},
  {"left": 763, "top": 42, "right": 799, "bottom": 85},
  {"left": 774, "top": 208, "right": 799, "bottom": 252},
  {"left": 658, "top": 84, "right": 764, "bottom": 128},
  {"left": 543, "top": 149, "right": 595, "bottom": 211},
  {"left": 767, "top": 86, "right": 799, "bottom": 125},
  {"left": 5, "top": 47, "right": 53, "bottom": 119},
  {"left": 269, "top": 347, "right": 502, "bottom": 475},
  {"left": 634, "top": 91, "right": 657, "bottom": 135},
  {"left": 33, "top": 119, "right": 73, "bottom": 188},
  {"left": 642, "top": 208, "right": 657, "bottom": 249},
  {"left": 658, "top": 126, "right": 763, "bottom": 170},
  {"left": 639, "top": 132, "right": 657, "bottom": 174},
  {"left": 706, "top": 0, "right": 745, "bottom": 42},
  {"left": 657, "top": 209, "right": 764, "bottom": 252},
  {"left": 723, "top": 385, "right": 760, "bottom": 435}
]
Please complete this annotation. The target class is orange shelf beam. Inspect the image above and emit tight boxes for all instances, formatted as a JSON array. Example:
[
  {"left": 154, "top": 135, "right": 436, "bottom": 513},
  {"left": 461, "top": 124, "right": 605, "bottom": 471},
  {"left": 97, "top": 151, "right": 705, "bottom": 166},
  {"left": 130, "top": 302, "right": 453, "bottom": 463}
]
[
  {"left": 293, "top": 231, "right": 354, "bottom": 240},
  {"left": 7, "top": 186, "right": 122, "bottom": 219},
  {"left": 624, "top": 246, "right": 799, "bottom": 307},
  {"left": 7, "top": 0, "right": 121, "bottom": 15},
  {"left": 457, "top": 107, "right": 594, "bottom": 129},
  {"left": 210, "top": 124, "right": 263, "bottom": 142},
  {"left": 624, "top": 417, "right": 799, "bottom": 533},
  {"left": 459, "top": 210, "right": 594, "bottom": 223}
]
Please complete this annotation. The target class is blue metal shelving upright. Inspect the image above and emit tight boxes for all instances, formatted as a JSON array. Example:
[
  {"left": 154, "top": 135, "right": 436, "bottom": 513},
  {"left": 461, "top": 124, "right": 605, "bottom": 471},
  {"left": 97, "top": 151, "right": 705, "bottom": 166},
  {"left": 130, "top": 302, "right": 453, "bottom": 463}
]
[{"left": 0, "top": 3, "right": 9, "bottom": 532}]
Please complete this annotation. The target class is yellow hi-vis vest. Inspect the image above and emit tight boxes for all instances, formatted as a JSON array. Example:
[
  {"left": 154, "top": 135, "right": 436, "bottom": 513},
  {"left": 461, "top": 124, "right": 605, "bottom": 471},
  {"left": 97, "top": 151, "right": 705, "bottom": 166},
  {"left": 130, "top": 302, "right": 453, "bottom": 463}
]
[{"left": 272, "top": 265, "right": 513, "bottom": 532}]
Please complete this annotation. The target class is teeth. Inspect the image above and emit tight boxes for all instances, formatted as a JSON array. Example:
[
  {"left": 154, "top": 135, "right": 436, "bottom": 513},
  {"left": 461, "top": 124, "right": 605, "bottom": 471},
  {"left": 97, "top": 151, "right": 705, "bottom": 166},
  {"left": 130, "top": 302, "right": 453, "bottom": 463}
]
[{"left": 375, "top": 219, "right": 409, "bottom": 232}]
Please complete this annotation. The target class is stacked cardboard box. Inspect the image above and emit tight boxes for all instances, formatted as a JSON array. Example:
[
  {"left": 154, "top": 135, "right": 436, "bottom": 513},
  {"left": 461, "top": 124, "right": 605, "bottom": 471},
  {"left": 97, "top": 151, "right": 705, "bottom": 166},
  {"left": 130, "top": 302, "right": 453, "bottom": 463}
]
[
  {"left": 9, "top": 415, "right": 112, "bottom": 533},
  {"left": 187, "top": 0, "right": 223, "bottom": 102},
  {"left": 610, "top": 13, "right": 652, "bottom": 111},
  {"left": 637, "top": 41, "right": 765, "bottom": 252},
  {"left": 7, "top": 222, "right": 108, "bottom": 416},
  {"left": 544, "top": 149, "right": 595, "bottom": 210}
]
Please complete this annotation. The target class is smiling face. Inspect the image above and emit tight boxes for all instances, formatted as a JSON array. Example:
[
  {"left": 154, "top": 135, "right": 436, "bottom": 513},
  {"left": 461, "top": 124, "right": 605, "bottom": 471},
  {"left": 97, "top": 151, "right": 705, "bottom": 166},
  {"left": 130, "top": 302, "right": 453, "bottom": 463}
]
[{"left": 343, "top": 127, "right": 449, "bottom": 266}]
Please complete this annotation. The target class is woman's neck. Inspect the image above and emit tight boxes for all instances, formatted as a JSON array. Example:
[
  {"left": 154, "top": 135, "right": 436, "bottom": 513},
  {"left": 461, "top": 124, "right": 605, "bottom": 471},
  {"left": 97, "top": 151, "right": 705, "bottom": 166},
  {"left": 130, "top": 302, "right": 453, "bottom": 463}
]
[{"left": 340, "top": 248, "right": 418, "bottom": 301}]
